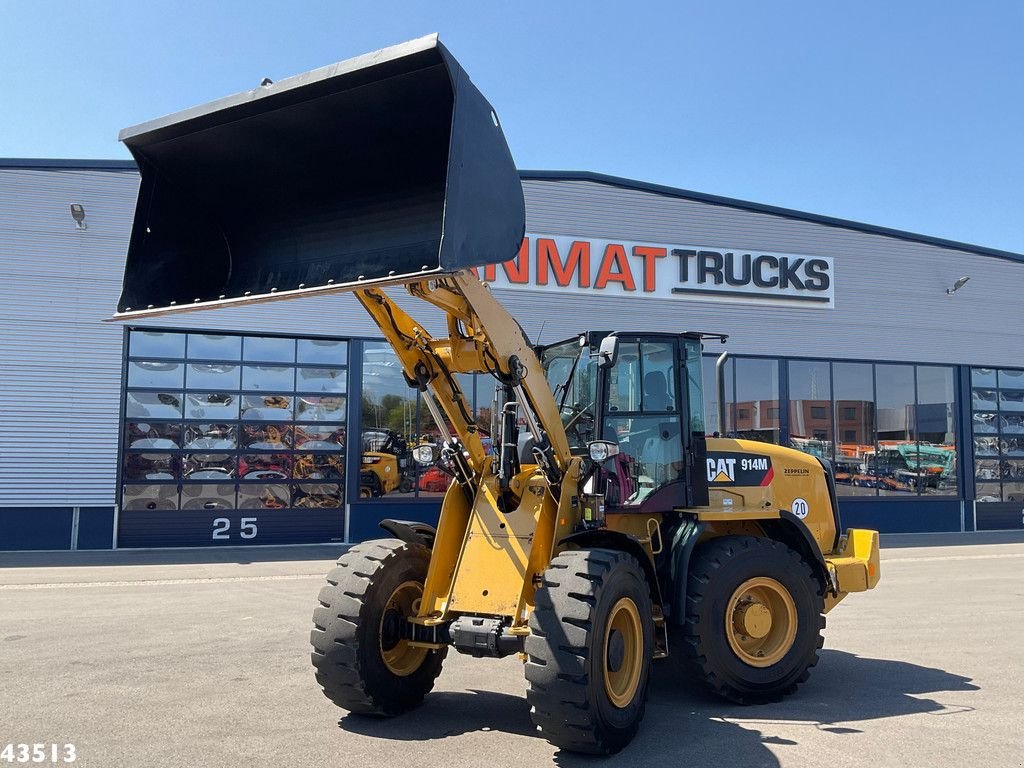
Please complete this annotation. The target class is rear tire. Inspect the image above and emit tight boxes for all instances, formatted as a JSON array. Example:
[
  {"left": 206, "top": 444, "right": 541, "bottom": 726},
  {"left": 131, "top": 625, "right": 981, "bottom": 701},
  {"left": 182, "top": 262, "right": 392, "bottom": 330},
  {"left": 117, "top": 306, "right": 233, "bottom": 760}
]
[
  {"left": 525, "top": 549, "right": 654, "bottom": 755},
  {"left": 310, "top": 538, "right": 446, "bottom": 716},
  {"left": 681, "top": 535, "right": 824, "bottom": 704}
]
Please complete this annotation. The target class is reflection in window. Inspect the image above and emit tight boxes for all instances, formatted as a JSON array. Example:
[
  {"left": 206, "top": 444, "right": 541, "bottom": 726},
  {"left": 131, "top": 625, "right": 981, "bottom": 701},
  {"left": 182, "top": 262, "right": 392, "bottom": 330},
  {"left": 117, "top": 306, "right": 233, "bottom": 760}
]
[
  {"left": 243, "top": 336, "right": 295, "bottom": 363},
  {"left": 242, "top": 394, "right": 293, "bottom": 421},
  {"left": 296, "top": 395, "right": 346, "bottom": 422},
  {"left": 123, "top": 484, "right": 178, "bottom": 510},
  {"left": 123, "top": 453, "right": 177, "bottom": 481},
  {"left": 130, "top": 331, "right": 185, "bottom": 358},
  {"left": 971, "top": 367, "right": 1024, "bottom": 503},
  {"left": 294, "top": 424, "right": 345, "bottom": 450},
  {"left": 243, "top": 424, "right": 293, "bottom": 450},
  {"left": 237, "top": 484, "right": 290, "bottom": 509},
  {"left": 602, "top": 416, "right": 683, "bottom": 506},
  {"left": 128, "top": 361, "right": 185, "bottom": 389},
  {"left": 188, "top": 334, "right": 241, "bottom": 360},
  {"left": 187, "top": 363, "right": 240, "bottom": 390},
  {"left": 297, "top": 367, "right": 347, "bottom": 393},
  {"left": 183, "top": 423, "right": 237, "bottom": 450},
  {"left": 298, "top": 338, "right": 348, "bottom": 364},
  {"left": 734, "top": 359, "right": 779, "bottom": 444},
  {"left": 294, "top": 453, "right": 345, "bottom": 480},
  {"left": 183, "top": 453, "right": 235, "bottom": 480},
  {"left": 243, "top": 365, "right": 295, "bottom": 391},
  {"left": 125, "top": 422, "right": 180, "bottom": 450},
  {"left": 126, "top": 392, "right": 182, "bottom": 419},
  {"left": 185, "top": 393, "right": 239, "bottom": 419},
  {"left": 832, "top": 362, "right": 875, "bottom": 497},
  {"left": 702, "top": 356, "right": 733, "bottom": 435},
  {"left": 293, "top": 483, "right": 343, "bottom": 508},
  {"left": 181, "top": 484, "right": 236, "bottom": 510},
  {"left": 240, "top": 454, "right": 291, "bottom": 480},
  {"left": 788, "top": 360, "right": 833, "bottom": 465}
]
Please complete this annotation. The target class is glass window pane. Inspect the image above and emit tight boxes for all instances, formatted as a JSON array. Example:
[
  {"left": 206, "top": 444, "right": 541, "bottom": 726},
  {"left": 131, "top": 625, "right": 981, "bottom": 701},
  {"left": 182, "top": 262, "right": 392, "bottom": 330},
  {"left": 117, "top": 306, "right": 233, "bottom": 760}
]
[
  {"left": 971, "top": 368, "right": 997, "bottom": 387},
  {"left": 999, "top": 369, "right": 1024, "bottom": 389},
  {"left": 683, "top": 340, "right": 704, "bottom": 435},
  {"left": 788, "top": 360, "right": 833, "bottom": 463},
  {"left": 361, "top": 342, "right": 416, "bottom": 499},
  {"left": 975, "top": 459, "right": 1000, "bottom": 481},
  {"left": 702, "top": 356, "right": 732, "bottom": 435},
  {"left": 874, "top": 364, "right": 916, "bottom": 496},
  {"left": 243, "top": 365, "right": 295, "bottom": 391},
  {"left": 122, "top": 484, "right": 178, "bottom": 510},
  {"left": 185, "top": 393, "right": 239, "bottom": 420},
  {"left": 243, "top": 424, "right": 294, "bottom": 450},
  {"left": 976, "top": 482, "right": 1002, "bottom": 502},
  {"left": 183, "top": 453, "right": 236, "bottom": 480},
  {"left": 640, "top": 341, "right": 676, "bottom": 413},
  {"left": 243, "top": 336, "right": 295, "bottom": 363},
  {"left": 241, "top": 394, "right": 293, "bottom": 421},
  {"left": 973, "top": 412, "right": 999, "bottom": 434},
  {"left": 296, "top": 367, "right": 347, "bottom": 393},
  {"left": 297, "top": 395, "right": 347, "bottom": 422},
  {"left": 180, "top": 483, "right": 236, "bottom": 510},
  {"left": 298, "top": 338, "right": 347, "bottom": 364},
  {"left": 126, "top": 392, "right": 182, "bottom": 419},
  {"left": 187, "top": 334, "right": 241, "bottom": 360},
  {"left": 608, "top": 342, "right": 641, "bottom": 412},
  {"left": 294, "top": 424, "right": 345, "bottom": 450},
  {"left": 294, "top": 453, "right": 346, "bottom": 480},
  {"left": 916, "top": 366, "right": 957, "bottom": 496},
  {"left": 237, "top": 484, "right": 290, "bottom": 509},
  {"left": 128, "top": 361, "right": 185, "bottom": 389},
  {"left": 124, "top": 422, "right": 180, "bottom": 450},
  {"left": 293, "top": 483, "right": 343, "bottom": 508},
  {"left": 972, "top": 388, "right": 998, "bottom": 409},
  {"left": 183, "top": 423, "right": 237, "bottom": 450},
  {"left": 240, "top": 454, "right": 292, "bottom": 480},
  {"left": 974, "top": 436, "right": 1000, "bottom": 456},
  {"left": 999, "top": 390, "right": 1024, "bottom": 412},
  {"left": 734, "top": 359, "right": 780, "bottom": 445},
  {"left": 123, "top": 453, "right": 178, "bottom": 481},
  {"left": 1000, "top": 437, "right": 1024, "bottom": 456},
  {"left": 130, "top": 331, "right": 185, "bottom": 358},
  {"left": 833, "top": 362, "right": 875, "bottom": 496},
  {"left": 601, "top": 415, "right": 684, "bottom": 506},
  {"left": 1002, "top": 414, "right": 1024, "bottom": 434},
  {"left": 475, "top": 375, "right": 498, "bottom": 445},
  {"left": 187, "top": 363, "right": 241, "bottom": 390}
]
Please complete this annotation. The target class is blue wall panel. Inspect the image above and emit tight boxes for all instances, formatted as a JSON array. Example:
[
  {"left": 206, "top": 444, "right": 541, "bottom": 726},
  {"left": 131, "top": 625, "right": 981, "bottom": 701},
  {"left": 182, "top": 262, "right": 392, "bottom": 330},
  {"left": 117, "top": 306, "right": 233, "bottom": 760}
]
[
  {"left": 347, "top": 501, "right": 442, "bottom": 543},
  {"left": 839, "top": 499, "right": 961, "bottom": 534},
  {"left": 0, "top": 508, "right": 73, "bottom": 551},
  {"left": 77, "top": 507, "right": 115, "bottom": 550}
]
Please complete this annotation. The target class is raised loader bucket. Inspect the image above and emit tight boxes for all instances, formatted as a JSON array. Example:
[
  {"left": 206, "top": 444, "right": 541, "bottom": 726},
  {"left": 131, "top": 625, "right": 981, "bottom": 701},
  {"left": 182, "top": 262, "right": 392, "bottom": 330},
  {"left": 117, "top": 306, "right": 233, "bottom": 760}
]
[{"left": 114, "top": 34, "right": 524, "bottom": 318}]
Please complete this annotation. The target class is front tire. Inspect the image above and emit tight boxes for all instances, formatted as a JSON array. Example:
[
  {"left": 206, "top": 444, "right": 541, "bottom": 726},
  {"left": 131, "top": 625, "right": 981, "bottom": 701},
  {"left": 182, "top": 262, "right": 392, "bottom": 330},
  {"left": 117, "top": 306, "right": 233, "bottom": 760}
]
[
  {"left": 525, "top": 549, "right": 654, "bottom": 755},
  {"left": 681, "top": 536, "right": 825, "bottom": 704},
  {"left": 310, "top": 538, "right": 446, "bottom": 716}
]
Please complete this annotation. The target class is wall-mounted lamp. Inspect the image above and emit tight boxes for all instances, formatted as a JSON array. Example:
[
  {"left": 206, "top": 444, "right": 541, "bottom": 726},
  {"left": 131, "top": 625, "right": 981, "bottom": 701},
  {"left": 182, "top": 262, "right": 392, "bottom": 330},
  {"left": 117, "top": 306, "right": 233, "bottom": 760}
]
[
  {"left": 70, "top": 203, "right": 87, "bottom": 231},
  {"left": 946, "top": 276, "right": 970, "bottom": 295}
]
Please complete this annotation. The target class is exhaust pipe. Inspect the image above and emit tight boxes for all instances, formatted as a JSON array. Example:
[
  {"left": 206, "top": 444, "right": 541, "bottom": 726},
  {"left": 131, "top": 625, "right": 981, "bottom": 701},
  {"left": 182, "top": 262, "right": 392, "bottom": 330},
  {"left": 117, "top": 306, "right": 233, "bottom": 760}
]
[{"left": 113, "top": 34, "right": 524, "bottom": 319}]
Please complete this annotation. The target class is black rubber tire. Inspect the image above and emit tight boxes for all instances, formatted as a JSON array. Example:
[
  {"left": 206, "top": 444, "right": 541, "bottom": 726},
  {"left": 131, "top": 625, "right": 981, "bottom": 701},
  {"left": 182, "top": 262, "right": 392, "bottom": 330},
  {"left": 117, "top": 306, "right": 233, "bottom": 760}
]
[
  {"left": 525, "top": 549, "right": 654, "bottom": 755},
  {"left": 681, "top": 535, "right": 825, "bottom": 704},
  {"left": 310, "top": 538, "right": 446, "bottom": 716}
]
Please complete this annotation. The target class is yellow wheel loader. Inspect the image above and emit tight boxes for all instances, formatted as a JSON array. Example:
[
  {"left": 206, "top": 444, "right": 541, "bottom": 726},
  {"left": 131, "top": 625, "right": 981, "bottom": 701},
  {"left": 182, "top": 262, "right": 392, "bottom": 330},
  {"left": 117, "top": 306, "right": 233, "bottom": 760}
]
[{"left": 112, "top": 35, "right": 880, "bottom": 755}]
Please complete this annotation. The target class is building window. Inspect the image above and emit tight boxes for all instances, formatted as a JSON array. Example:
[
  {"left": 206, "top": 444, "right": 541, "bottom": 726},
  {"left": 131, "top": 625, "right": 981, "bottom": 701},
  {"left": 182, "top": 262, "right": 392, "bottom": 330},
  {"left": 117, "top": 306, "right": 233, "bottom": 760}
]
[
  {"left": 972, "top": 368, "right": 1024, "bottom": 503},
  {"left": 121, "top": 330, "right": 348, "bottom": 546},
  {"left": 767, "top": 407, "right": 780, "bottom": 419},
  {"left": 360, "top": 343, "right": 488, "bottom": 500},
  {"left": 785, "top": 359, "right": 958, "bottom": 498},
  {"left": 733, "top": 358, "right": 781, "bottom": 445}
]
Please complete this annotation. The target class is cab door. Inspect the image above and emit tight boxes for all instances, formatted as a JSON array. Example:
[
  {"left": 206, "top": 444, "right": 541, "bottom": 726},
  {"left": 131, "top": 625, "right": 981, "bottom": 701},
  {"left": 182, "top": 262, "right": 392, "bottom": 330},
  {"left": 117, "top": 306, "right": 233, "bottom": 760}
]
[{"left": 600, "top": 336, "right": 688, "bottom": 512}]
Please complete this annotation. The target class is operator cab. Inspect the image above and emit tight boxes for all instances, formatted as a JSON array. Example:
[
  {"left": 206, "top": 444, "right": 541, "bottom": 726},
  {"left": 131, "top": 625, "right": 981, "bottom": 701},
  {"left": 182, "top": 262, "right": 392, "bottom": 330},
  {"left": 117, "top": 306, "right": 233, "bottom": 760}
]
[{"left": 539, "top": 332, "right": 716, "bottom": 513}]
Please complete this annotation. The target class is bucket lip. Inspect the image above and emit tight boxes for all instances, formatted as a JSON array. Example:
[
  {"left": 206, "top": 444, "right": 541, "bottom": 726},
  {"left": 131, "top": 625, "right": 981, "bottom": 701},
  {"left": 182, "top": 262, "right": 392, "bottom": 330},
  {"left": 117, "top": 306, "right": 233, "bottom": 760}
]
[{"left": 118, "top": 33, "right": 447, "bottom": 145}]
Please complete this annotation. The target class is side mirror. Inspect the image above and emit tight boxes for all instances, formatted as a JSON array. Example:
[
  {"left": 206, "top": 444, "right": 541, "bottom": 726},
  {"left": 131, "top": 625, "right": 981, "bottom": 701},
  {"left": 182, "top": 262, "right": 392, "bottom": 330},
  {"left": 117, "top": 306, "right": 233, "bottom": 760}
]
[
  {"left": 588, "top": 440, "right": 620, "bottom": 463},
  {"left": 412, "top": 444, "right": 441, "bottom": 466},
  {"left": 598, "top": 335, "right": 619, "bottom": 368}
]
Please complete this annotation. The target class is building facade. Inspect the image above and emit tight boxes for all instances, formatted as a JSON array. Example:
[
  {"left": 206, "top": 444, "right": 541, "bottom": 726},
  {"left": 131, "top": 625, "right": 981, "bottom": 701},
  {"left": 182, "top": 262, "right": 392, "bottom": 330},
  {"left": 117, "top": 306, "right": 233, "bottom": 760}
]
[{"left": 1, "top": 159, "right": 1022, "bottom": 551}]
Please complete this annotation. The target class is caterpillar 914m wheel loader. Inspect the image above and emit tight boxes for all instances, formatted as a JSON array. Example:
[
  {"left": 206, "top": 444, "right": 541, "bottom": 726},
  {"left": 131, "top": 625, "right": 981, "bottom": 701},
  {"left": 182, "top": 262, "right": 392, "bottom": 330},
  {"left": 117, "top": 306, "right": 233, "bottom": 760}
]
[{"left": 112, "top": 35, "right": 881, "bottom": 755}]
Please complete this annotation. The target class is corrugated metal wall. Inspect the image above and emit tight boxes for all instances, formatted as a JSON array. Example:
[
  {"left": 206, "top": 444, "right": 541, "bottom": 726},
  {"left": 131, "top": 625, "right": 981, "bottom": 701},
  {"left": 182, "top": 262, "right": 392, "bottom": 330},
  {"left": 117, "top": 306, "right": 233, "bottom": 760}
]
[{"left": 0, "top": 167, "right": 1020, "bottom": 509}]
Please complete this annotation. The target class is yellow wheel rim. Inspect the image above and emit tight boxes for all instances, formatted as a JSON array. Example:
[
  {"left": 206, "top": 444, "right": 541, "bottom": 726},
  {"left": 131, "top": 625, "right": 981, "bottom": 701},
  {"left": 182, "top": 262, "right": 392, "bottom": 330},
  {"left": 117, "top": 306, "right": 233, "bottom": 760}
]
[
  {"left": 603, "top": 597, "right": 644, "bottom": 708},
  {"left": 725, "top": 577, "right": 798, "bottom": 668},
  {"left": 379, "top": 581, "right": 428, "bottom": 677}
]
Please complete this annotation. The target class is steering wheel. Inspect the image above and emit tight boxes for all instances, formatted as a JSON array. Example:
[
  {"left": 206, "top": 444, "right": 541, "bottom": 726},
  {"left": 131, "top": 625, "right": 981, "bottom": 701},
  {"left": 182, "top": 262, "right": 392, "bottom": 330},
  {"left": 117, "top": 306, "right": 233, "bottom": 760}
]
[{"left": 560, "top": 402, "right": 595, "bottom": 440}]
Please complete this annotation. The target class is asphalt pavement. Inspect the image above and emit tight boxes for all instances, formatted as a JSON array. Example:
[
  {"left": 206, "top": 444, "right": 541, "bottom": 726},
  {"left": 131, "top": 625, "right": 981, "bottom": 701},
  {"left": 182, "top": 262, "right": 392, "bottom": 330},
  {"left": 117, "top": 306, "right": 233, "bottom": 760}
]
[{"left": 1, "top": 535, "right": 1022, "bottom": 768}]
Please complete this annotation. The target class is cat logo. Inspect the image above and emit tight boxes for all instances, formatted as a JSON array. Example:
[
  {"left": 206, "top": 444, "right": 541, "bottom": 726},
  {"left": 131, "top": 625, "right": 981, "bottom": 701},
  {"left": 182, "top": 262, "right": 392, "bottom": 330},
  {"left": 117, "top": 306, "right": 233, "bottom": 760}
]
[{"left": 707, "top": 457, "right": 737, "bottom": 483}]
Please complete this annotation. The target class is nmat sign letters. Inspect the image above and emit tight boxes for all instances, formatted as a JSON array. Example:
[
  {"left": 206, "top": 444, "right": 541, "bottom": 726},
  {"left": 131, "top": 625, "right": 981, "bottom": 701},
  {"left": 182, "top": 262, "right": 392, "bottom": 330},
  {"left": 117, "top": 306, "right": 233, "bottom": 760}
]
[{"left": 481, "top": 235, "right": 835, "bottom": 308}]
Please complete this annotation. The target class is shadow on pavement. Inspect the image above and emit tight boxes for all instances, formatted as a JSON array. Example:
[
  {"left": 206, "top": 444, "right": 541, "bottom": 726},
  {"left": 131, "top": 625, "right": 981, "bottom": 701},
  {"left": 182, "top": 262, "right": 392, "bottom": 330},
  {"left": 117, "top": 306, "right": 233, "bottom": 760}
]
[
  {"left": 339, "top": 649, "right": 977, "bottom": 766},
  {"left": 0, "top": 544, "right": 349, "bottom": 569}
]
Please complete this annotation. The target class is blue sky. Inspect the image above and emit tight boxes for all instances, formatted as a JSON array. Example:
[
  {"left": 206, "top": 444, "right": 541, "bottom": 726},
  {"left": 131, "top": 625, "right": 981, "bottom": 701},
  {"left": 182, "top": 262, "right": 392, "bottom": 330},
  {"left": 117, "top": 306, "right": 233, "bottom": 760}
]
[{"left": 2, "top": 2, "right": 1022, "bottom": 253}]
